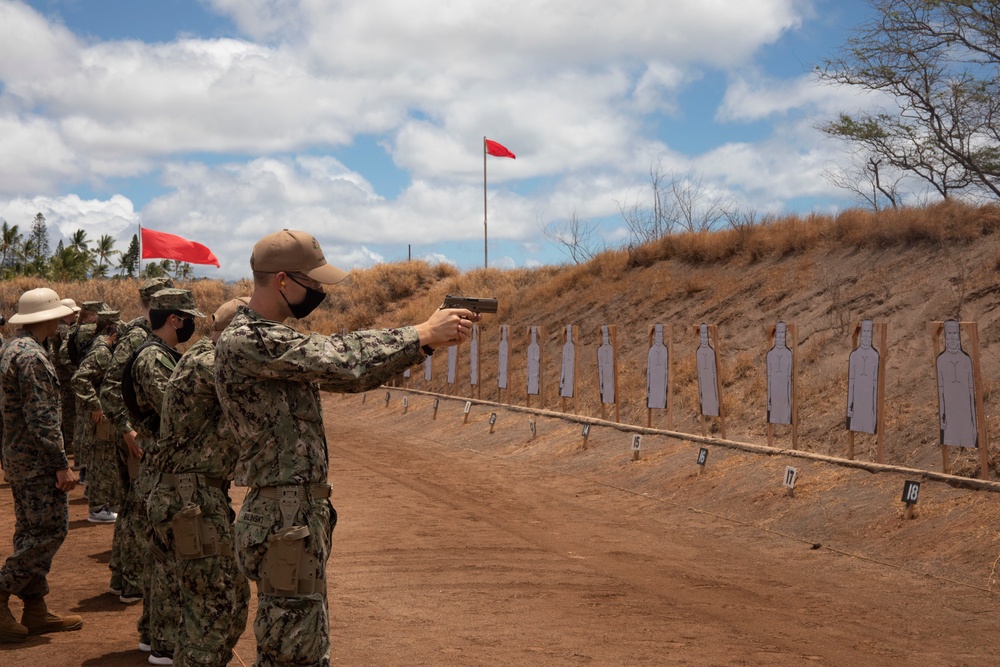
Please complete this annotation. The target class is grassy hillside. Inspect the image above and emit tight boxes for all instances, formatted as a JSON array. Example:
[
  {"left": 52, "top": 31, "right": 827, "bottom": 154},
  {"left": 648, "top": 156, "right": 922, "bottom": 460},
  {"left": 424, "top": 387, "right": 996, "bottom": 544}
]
[{"left": 3, "top": 199, "right": 999, "bottom": 479}]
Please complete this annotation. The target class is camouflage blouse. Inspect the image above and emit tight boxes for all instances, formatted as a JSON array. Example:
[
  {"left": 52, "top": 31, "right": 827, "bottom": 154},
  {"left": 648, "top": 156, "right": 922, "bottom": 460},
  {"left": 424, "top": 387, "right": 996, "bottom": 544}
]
[
  {"left": 214, "top": 306, "right": 424, "bottom": 488},
  {"left": 154, "top": 337, "right": 239, "bottom": 480},
  {"left": 0, "top": 331, "right": 68, "bottom": 482}
]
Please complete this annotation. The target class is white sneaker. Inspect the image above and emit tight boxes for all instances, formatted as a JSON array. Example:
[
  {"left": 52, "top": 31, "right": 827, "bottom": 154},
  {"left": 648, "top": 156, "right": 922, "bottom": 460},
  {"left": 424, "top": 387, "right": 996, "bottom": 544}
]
[
  {"left": 138, "top": 641, "right": 152, "bottom": 652},
  {"left": 148, "top": 649, "right": 173, "bottom": 665},
  {"left": 88, "top": 507, "right": 117, "bottom": 523}
]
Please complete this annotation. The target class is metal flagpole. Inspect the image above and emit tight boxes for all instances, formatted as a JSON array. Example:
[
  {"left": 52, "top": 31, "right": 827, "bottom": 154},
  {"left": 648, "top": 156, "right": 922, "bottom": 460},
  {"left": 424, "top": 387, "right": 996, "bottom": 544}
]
[
  {"left": 138, "top": 222, "right": 142, "bottom": 276},
  {"left": 483, "top": 136, "right": 488, "bottom": 269}
]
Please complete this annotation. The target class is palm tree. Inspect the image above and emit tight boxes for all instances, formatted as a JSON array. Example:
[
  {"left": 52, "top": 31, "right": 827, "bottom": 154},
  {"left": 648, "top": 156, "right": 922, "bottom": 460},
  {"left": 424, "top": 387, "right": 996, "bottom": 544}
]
[
  {"left": 94, "top": 234, "right": 119, "bottom": 277},
  {"left": 69, "top": 229, "right": 89, "bottom": 253},
  {"left": 49, "top": 246, "right": 93, "bottom": 281}
]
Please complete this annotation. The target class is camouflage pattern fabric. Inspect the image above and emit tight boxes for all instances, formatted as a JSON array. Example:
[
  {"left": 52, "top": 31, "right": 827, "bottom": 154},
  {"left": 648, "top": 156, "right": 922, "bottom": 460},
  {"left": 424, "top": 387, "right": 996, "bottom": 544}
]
[
  {"left": 131, "top": 337, "right": 181, "bottom": 655},
  {"left": 0, "top": 331, "right": 70, "bottom": 599},
  {"left": 214, "top": 306, "right": 424, "bottom": 667},
  {"left": 71, "top": 335, "right": 123, "bottom": 510},
  {"left": 149, "top": 337, "right": 249, "bottom": 666},
  {"left": 47, "top": 323, "right": 77, "bottom": 458},
  {"left": 101, "top": 317, "right": 152, "bottom": 635}
]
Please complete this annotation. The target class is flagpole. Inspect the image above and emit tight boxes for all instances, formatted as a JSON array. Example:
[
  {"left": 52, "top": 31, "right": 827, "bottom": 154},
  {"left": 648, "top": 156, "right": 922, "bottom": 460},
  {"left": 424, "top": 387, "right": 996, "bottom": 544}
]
[
  {"left": 483, "top": 136, "right": 488, "bottom": 269},
  {"left": 138, "top": 222, "right": 142, "bottom": 277}
]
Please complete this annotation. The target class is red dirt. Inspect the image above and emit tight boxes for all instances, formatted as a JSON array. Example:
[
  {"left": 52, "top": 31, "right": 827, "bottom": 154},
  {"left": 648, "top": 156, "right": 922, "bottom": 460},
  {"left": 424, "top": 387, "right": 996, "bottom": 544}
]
[{"left": 1, "top": 391, "right": 999, "bottom": 666}]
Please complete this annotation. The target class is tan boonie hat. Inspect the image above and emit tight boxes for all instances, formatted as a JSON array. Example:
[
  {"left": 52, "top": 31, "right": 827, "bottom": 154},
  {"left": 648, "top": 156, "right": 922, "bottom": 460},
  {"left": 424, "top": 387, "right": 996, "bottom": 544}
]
[
  {"left": 149, "top": 288, "right": 206, "bottom": 318},
  {"left": 9, "top": 288, "right": 75, "bottom": 325},
  {"left": 97, "top": 309, "right": 120, "bottom": 324},
  {"left": 250, "top": 229, "right": 348, "bottom": 285},
  {"left": 212, "top": 296, "right": 251, "bottom": 332},
  {"left": 139, "top": 277, "right": 175, "bottom": 301},
  {"left": 60, "top": 298, "right": 81, "bottom": 313},
  {"left": 80, "top": 300, "right": 105, "bottom": 313}
]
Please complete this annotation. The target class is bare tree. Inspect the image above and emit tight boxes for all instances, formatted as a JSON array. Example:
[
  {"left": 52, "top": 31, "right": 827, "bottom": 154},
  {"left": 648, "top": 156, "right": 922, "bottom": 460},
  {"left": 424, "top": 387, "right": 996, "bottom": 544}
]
[
  {"left": 822, "top": 151, "right": 905, "bottom": 211},
  {"left": 818, "top": 0, "right": 1000, "bottom": 200},
  {"left": 615, "top": 165, "right": 732, "bottom": 247},
  {"left": 542, "top": 210, "right": 602, "bottom": 264}
]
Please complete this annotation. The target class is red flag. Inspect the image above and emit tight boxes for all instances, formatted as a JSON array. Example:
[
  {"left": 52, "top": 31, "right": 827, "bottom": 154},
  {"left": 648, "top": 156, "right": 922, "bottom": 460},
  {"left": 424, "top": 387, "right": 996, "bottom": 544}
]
[
  {"left": 141, "top": 227, "right": 220, "bottom": 267},
  {"left": 485, "top": 139, "right": 516, "bottom": 159}
]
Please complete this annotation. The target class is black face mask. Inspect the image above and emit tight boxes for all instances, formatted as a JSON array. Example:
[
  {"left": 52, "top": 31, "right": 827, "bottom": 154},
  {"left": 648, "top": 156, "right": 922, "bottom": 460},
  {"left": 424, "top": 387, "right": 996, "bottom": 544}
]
[
  {"left": 283, "top": 274, "right": 327, "bottom": 319},
  {"left": 176, "top": 317, "right": 196, "bottom": 344}
]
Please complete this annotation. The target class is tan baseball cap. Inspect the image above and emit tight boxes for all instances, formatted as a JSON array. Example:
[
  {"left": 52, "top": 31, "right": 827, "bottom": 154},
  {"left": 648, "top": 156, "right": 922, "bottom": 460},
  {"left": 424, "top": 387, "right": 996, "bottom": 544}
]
[
  {"left": 250, "top": 229, "right": 348, "bottom": 285},
  {"left": 212, "top": 296, "right": 251, "bottom": 332},
  {"left": 9, "top": 288, "right": 76, "bottom": 325}
]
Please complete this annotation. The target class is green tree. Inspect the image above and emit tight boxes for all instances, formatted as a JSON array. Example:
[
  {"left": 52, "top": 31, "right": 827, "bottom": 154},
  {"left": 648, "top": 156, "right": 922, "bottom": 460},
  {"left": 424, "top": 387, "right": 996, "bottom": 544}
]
[
  {"left": 818, "top": 0, "right": 1000, "bottom": 200},
  {"left": 49, "top": 245, "right": 93, "bottom": 281},
  {"left": 118, "top": 234, "right": 140, "bottom": 278},
  {"left": 93, "top": 234, "right": 119, "bottom": 278},
  {"left": 26, "top": 213, "right": 51, "bottom": 276},
  {"left": 0, "top": 221, "right": 22, "bottom": 276}
]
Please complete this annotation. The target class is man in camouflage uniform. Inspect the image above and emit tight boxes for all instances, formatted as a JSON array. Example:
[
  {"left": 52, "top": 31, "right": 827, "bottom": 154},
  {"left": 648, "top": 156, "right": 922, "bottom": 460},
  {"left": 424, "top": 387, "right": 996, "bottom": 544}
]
[
  {"left": 128, "top": 288, "right": 205, "bottom": 665},
  {"left": 0, "top": 288, "right": 83, "bottom": 643},
  {"left": 148, "top": 296, "right": 250, "bottom": 667},
  {"left": 64, "top": 300, "right": 105, "bottom": 479},
  {"left": 47, "top": 298, "right": 80, "bottom": 464},
  {"left": 215, "top": 229, "right": 474, "bottom": 666},
  {"left": 71, "top": 309, "right": 124, "bottom": 524},
  {"left": 100, "top": 277, "right": 172, "bottom": 644}
]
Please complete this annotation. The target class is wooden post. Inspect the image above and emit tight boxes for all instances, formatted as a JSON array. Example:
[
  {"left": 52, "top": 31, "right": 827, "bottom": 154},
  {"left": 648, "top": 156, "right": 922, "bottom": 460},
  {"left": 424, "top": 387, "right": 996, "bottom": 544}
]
[
  {"left": 432, "top": 398, "right": 439, "bottom": 421},
  {"left": 876, "top": 322, "right": 887, "bottom": 464},
  {"left": 966, "top": 323, "right": 991, "bottom": 480}
]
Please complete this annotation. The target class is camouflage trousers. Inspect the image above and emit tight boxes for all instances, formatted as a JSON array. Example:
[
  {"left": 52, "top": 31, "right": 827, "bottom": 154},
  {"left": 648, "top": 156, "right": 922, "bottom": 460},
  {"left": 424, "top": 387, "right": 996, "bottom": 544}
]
[
  {"left": 235, "top": 489, "right": 336, "bottom": 667},
  {"left": 110, "top": 449, "right": 144, "bottom": 599},
  {"left": 73, "top": 399, "right": 92, "bottom": 470},
  {"left": 0, "top": 478, "right": 69, "bottom": 599},
  {"left": 87, "top": 432, "right": 123, "bottom": 511},
  {"left": 59, "top": 376, "right": 76, "bottom": 458},
  {"left": 149, "top": 481, "right": 249, "bottom": 666}
]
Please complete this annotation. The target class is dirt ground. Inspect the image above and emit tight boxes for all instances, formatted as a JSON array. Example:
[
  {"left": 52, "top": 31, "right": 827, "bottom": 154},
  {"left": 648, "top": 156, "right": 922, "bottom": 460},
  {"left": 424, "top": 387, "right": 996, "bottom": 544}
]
[{"left": 2, "top": 391, "right": 1000, "bottom": 666}]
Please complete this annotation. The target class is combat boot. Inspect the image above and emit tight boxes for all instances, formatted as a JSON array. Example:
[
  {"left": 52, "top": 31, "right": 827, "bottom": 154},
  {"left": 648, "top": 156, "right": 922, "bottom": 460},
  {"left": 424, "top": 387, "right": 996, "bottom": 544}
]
[
  {"left": 0, "top": 591, "right": 27, "bottom": 643},
  {"left": 20, "top": 596, "right": 83, "bottom": 634}
]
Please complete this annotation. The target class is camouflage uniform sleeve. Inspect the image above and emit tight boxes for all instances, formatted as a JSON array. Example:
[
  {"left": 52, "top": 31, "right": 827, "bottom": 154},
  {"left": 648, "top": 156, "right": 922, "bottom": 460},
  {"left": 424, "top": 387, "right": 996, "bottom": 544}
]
[
  {"left": 71, "top": 343, "right": 108, "bottom": 414},
  {"left": 134, "top": 346, "right": 177, "bottom": 418},
  {"left": 20, "top": 348, "right": 69, "bottom": 472},
  {"left": 100, "top": 327, "right": 145, "bottom": 433},
  {"left": 244, "top": 322, "right": 424, "bottom": 393}
]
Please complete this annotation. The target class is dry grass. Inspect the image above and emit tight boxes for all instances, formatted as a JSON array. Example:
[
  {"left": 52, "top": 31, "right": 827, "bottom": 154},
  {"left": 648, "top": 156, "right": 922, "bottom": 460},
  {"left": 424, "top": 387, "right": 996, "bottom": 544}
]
[{"left": 7, "top": 201, "right": 1000, "bottom": 477}]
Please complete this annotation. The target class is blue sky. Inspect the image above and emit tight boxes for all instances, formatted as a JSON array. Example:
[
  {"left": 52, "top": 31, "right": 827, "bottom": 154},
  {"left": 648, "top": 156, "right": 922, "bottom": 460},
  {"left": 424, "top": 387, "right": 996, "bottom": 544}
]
[{"left": 0, "top": 0, "right": 881, "bottom": 279}]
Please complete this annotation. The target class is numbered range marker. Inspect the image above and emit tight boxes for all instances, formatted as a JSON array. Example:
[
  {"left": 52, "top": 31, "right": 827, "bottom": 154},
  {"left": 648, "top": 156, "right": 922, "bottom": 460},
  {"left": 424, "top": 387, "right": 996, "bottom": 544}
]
[
  {"left": 464, "top": 401, "right": 472, "bottom": 414},
  {"left": 697, "top": 447, "right": 709, "bottom": 466},
  {"left": 402, "top": 397, "right": 408, "bottom": 414},
  {"left": 783, "top": 466, "right": 798, "bottom": 491},
  {"left": 631, "top": 434, "right": 642, "bottom": 461},
  {"left": 581, "top": 423, "right": 591, "bottom": 449},
  {"left": 432, "top": 398, "right": 440, "bottom": 420},
  {"left": 384, "top": 391, "right": 391, "bottom": 406},
  {"left": 529, "top": 420, "right": 536, "bottom": 440},
  {"left": 488, "top": 412, "right": 497, "bottom": 434},
  {"left": 901, "top": 480, "right": 920, "bottom": 519}
]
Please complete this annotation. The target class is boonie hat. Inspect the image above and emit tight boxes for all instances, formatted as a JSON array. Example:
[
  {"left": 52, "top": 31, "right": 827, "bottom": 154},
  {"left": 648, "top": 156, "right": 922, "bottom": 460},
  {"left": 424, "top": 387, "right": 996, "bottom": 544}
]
[
  {"left": 60, "top": 298, "right": 81, "bottom": 313},
  {"left": 149, "top": 289, "right": 206, "bottom": 318},
  {"left": 250, "top": 229, "right": 348, "bottom": 285},
  {"left": 9, "top": 288, "right": 75, "bottom": 325},
  {"left": 139, "top": 277, "right": 174, "bottom": 301},
  {"left": 212, "top": 296, "right": 251, "bottom": 332}
]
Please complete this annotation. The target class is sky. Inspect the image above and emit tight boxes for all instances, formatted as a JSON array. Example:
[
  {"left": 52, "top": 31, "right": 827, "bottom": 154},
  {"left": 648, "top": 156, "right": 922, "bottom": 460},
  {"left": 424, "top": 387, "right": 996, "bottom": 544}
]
[{"left": 0, "top": 0, "right": 881, "bottom": 280}]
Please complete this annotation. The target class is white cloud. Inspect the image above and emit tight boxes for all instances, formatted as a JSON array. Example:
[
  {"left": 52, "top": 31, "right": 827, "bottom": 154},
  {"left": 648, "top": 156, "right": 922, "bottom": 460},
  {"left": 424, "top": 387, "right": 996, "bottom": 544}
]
[
  {"left": 0, "top": 193, "right": 136, "bottom": 245},
  {"left": 717, "top": 71, "right": 888, "bottom": 123}
]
